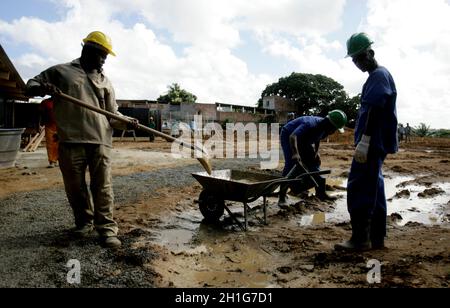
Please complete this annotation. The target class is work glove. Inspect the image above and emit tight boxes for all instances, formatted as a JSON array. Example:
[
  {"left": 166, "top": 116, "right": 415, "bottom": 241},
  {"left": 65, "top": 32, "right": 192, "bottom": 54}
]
[{"left": 354, "top": 134, "right": 371, "bottom": 163}]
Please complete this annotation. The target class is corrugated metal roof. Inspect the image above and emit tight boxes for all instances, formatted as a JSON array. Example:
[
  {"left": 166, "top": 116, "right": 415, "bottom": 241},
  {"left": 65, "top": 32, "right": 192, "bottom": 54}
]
[{"left": 0, "top": 44, "right": 28, "bottom": 100}]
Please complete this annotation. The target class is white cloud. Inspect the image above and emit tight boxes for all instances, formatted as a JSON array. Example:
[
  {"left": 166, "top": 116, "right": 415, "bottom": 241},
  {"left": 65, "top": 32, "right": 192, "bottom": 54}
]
[
  {"left": 257, "top": 0, "right": 450, "bottom": 128},
  {"left": 362, "top": 0, "right": 450, "bottom": 129},
  {"left": 0, "top": 0, "right": 346, "bottom": 106},
  {"left": 236, "top": 0, "right": 346, "bottom": 35},
  {"left": 1, "top": 0, "right": 449, "bottom": 129}
]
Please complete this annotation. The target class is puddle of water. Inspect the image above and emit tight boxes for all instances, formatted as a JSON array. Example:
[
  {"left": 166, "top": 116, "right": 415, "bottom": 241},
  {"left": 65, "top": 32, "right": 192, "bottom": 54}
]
[
  {"left": 193, "top": 244, "right": 276, "bottom": 288},
  {"left": 299, "top": 175, "right": 450, "bottom": 227},
  {"left": 157, "top": 229, "right": 202, "bottom": 254},
  {"left": 300, "top": 212, "right": 326, "bottom": 226},
  {"left": 151, "top": 173, "right": 449, "bottom": 287},
  {"left": 153, "top": 207, "right": 277, "bottom": 287}
]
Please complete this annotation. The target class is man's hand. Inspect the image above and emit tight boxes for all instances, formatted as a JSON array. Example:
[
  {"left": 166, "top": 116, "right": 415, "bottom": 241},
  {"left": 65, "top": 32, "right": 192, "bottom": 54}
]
[
  {"left": 40, "top": 82, "right": 61, "bottom": 96},
  {"left": 354, "top": 134, "right": 371, "bottom": 163},
  {"left": 126, "top": 117, "right": 139, "bottom": 130},
  {"left": 26, "top": 82, "right": 61, "bottom": 97}
]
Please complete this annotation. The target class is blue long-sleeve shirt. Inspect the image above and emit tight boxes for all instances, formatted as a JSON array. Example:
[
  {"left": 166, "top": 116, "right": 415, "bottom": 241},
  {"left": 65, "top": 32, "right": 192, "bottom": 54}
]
[
  {"left": 282, "top": 116, "right": 327, "bottom": 146},
  {"left": 355, "top": 66, "right": 398, "bottom": 154}
]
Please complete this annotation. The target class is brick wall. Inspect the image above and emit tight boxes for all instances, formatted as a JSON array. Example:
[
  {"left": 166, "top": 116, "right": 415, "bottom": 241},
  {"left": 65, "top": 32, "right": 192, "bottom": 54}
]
[{"left": 217, "top": 111, "right": 265, "bottom": 123}]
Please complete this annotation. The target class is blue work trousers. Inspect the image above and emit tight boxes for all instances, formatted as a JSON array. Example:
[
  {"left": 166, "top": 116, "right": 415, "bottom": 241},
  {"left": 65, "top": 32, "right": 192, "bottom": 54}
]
[
  {"left": 281, "top": 129, "right": 319, "bottom": 176},
  {"left": 347, "top": 151, "right": 387, "bottom": 241},
  {"left": 280, "top": 129, "right": 324, "bottom": 193}
]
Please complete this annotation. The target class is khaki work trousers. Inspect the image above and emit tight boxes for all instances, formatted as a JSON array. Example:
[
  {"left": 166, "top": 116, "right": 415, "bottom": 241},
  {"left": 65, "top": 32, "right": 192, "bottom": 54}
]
[{"left": 58, "top": 143, "right": 118, "bottom": 237}]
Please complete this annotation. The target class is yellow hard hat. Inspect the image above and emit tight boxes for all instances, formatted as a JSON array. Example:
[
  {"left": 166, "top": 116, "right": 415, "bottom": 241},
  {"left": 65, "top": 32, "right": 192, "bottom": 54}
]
[{"left": 82, "top": 31, "right": 116, "bottom": 56}]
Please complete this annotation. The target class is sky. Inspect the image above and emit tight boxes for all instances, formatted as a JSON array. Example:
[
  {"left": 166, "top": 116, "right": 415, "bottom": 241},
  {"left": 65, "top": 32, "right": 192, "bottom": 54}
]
[{"left": 1, "top": 0, "right": 449, "bottom": 129}]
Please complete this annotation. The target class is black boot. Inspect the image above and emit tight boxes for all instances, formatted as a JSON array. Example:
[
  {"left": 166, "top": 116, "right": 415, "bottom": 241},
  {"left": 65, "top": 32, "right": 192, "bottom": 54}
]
[
  {"left": 315, "top": 179, "right": 337, "bottom": 201},
  {"left": 278, "top": 184, "right": 290, "bottom": 209},
  {"left": 334, "top": 218, "right": 371, "bottom": 251},
  {"left": 370, "top": 214, "right": 387, "bottom": 250}
]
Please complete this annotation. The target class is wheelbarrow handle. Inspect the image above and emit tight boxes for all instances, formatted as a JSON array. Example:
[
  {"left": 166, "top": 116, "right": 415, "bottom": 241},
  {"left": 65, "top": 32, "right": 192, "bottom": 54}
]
[
  {"left": 259, "top": 170, "right": 331, "bottom": 195},
  {"left": 293, "top": 159, "right": 320, "bottom": 188},
  {"left": 243, "top": 170, "right": 331, "bottom": 203}
]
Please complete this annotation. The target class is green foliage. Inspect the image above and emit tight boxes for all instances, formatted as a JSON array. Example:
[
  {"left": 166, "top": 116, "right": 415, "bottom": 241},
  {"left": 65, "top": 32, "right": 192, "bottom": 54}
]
[
  {"left": 414, "top": 123, "right": 431, "bottom": 137},
  {"left": 221, "top": 118, "right": 232, "bottom": 129},
  {"left": 259, "top": 72, "right": 359, "bottom": 124},
  {"left": 157, "top": 83, "right": 197, "bottom": 105},
  {"left": 430, "top": 129, "right": 450, "bottom": 138},
  {"left": 259, "top": 115, "right": 276, "bottom": 124},
  {"left": 340, "top": 94, "right": 360, "bottom": 128}
]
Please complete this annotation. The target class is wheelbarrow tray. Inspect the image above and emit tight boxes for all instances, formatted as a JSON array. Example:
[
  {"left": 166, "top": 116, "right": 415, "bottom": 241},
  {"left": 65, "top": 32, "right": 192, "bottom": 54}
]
[
  {"left": 192, "top": 169, "right": 282, "bottom": 203},
  {"left": 192, "top": 169, "right": 331, "bottom": 230}
]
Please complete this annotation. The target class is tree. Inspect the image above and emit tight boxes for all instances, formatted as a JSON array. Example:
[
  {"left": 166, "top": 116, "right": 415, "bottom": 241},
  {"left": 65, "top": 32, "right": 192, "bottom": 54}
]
[
  {"left": 157, "top": 83, "right": 197, "bottom": 105},
  {"left": 259, "top": 72, "right": 359, "bottom": 124},
  {"left": 338, "top": 94, "right": 360, "bottom": 128},
  {"left": 414, "top": 123, "right": 431, "bottom": 137}
]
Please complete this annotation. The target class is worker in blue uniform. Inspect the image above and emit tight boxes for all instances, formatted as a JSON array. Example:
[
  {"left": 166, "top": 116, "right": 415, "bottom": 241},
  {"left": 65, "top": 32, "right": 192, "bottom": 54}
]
[
  {"left": 335, "top": 33, "right": 398, "bottom": 251},
  {"left": 278, "top": 110, "right": 347, "bottom": 207}
]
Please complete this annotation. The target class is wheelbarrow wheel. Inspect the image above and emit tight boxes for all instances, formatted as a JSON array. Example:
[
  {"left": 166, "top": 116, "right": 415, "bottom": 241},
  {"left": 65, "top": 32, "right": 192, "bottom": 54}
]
[{"left": 198, "top": 190, "right": 225, "bottom": 222}]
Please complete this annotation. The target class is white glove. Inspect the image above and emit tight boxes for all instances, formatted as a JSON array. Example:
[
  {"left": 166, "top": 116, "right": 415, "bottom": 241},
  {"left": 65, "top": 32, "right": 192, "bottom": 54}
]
[{"left": 354, "top": 134, "right": 371, "bottom": 163}]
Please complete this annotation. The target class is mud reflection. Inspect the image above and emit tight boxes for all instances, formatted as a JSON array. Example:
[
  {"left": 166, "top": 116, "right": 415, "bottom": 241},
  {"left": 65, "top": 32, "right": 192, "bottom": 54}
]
[{"left": 299, "top": 175, "right": 450, "bottom": 226}]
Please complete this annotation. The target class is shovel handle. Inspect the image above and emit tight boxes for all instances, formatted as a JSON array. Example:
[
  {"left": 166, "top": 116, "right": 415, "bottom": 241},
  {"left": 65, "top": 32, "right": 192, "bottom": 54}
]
[
  {"left": 295, "top": 159, "right": 320, "bottom": 188},
  {"left": 54, "top": 92, "right": 206, "bottom": 154}
]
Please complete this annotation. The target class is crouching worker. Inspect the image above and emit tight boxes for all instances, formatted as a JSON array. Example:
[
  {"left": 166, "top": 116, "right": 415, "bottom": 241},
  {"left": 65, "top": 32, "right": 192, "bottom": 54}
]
[
  {"left": 26, "top": 31, "right": 139, "bottom": 248},
  {"left": 278, "top": 110, "right": 347, "bottom": 208}
]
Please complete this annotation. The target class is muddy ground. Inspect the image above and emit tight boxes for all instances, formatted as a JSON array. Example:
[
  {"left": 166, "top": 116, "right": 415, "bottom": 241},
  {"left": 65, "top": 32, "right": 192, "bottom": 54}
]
[{"left": 0, "top": 136, "right": 449, "bottom": 288}]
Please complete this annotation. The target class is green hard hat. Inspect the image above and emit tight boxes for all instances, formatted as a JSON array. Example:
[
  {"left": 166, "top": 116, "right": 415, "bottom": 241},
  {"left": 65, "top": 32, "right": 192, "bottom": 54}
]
[
  {"left": 346, "top": 32, "right": 374, "bottom": 58},
  {"left": 327, "top": 110, "right": 347, "bottom": 133}
]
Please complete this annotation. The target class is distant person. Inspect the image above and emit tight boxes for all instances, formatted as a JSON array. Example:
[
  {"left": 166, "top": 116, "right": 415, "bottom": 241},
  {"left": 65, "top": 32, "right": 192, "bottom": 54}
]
[
  {"left": 398, "top": 124, "right": 405, "bottom": 143},
  {"left": 26, "top": 31, "right": 139, "bottom": 249},
  {"left": 335, "top": 33, "right": 398, "bottom": 252},
  {"left": 148, "top": 116, "right": 156, "bottom": 142},
  {"left": 39, "top": 98, "right": 59, "bottom": 168},
  {"left": 278, "top": 110, "right": 347, "bottom": 208},
  {"left": 405, "top": 123, "right": 412, "bottom": 143}
]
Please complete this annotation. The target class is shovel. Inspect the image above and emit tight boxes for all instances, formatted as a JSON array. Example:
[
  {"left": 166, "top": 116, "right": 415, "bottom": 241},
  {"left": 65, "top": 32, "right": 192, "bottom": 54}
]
[{"left": 53, "top": 92, "right": 212, "bottom": 174}]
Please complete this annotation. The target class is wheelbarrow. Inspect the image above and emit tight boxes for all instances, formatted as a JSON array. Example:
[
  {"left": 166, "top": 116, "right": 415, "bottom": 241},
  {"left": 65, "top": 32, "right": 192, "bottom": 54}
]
[{"left": 192, "top": 169, "right": 331, "bottom": 230}]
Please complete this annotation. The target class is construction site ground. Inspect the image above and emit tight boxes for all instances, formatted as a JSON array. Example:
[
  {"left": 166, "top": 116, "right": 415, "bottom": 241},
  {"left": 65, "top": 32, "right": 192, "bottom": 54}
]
[{"left": 0, "top": 135, "right": 449, "bottom": 288}]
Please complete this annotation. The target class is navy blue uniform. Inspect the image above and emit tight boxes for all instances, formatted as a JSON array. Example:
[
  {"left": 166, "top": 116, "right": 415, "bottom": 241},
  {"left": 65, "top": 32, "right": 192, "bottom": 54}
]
[
  {"left": 347, "top": 66, "right": 398, "bottom": 243},
  {"left": 280, "top": 116, "right": 327, "bottom": 176}
]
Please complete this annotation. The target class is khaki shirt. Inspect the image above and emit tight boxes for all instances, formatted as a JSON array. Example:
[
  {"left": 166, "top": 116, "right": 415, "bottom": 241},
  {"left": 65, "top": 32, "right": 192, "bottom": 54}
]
[{"left": 27, "top": 59, "right": 127, "bottom": 147}]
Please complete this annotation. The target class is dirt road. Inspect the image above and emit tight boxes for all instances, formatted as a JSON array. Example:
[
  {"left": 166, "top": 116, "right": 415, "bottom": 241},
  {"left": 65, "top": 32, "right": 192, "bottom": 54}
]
[{"left": 0, "top": 137, "right": 449, "bottom": 288}]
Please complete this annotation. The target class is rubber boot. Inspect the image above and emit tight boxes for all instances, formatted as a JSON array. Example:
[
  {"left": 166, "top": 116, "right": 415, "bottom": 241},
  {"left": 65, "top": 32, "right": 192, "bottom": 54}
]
[
  {"left": 278, "top": 184, "right": 290, "bottom": 209},
  {"left": 370, "top": 217, "right": 386, "bottom": 250},
  {"left": 334, "top": 218, "right": 371, "bottom": 251},
  {"left": 315, "top": 178, "right": 337, "bottom": 201}
]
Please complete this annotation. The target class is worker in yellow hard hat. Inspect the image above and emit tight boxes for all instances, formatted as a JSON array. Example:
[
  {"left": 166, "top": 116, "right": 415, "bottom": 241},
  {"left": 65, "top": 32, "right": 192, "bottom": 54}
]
[
  {"left": 83, "top": 31, "right": 116, "bottom": 57},
  {"left": 26, "top": 31, "right": 138, "bottom": 249}
]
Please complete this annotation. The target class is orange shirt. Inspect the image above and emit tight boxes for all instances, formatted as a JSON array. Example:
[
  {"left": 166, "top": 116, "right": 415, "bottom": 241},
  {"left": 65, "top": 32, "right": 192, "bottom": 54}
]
[{"left": 40, "top": 98, "right": 57, "bottom": 130}]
